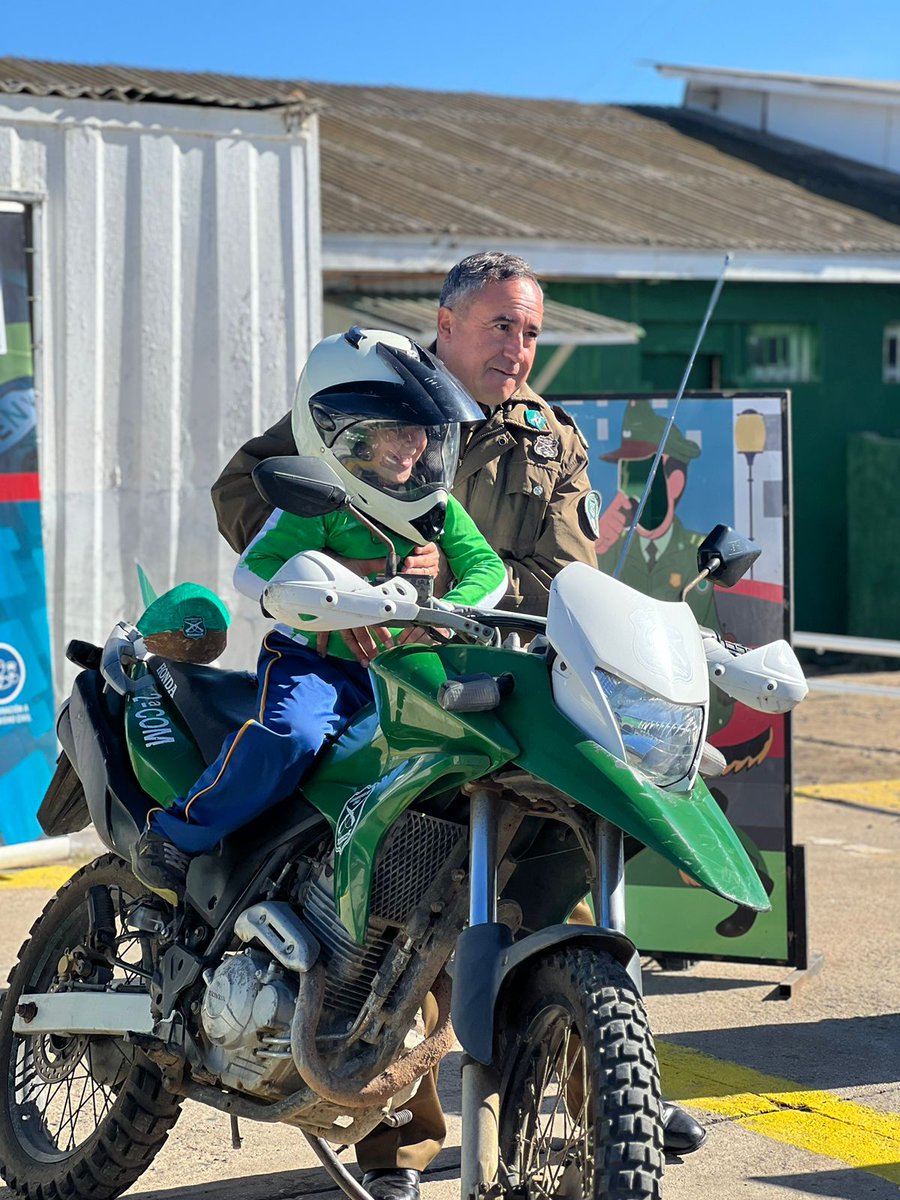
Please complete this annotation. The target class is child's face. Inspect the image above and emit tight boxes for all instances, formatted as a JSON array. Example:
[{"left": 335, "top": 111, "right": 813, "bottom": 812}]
[{"left": 368, "top": 424, "right": 427, "bottom": 485}]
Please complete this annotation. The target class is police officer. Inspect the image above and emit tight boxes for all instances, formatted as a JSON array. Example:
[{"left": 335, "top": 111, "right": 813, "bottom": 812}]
[
  {"left": 211, "top": 255, "right": 705, "bottom": 1197},
  {"left": 212, "top": 252, "right": 599, "bottom": 619}
]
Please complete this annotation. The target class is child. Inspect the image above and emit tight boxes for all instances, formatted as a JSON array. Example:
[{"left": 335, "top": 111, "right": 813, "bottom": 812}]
[{"left": 132, "top": 329, "right": 507, "bottom": 903}]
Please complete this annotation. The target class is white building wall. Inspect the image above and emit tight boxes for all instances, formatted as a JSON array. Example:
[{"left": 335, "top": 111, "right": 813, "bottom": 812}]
[
  {"left": 685, "top": 82, "right": 900, "bottom": 173},
  {"left": 0, "top": 95, "right": 321, "bottom": 691}
]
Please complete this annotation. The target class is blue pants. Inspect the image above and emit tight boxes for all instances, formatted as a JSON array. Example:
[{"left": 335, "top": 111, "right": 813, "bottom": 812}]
[{"left": 151, "top": 631, "right": 372, "bottom": 854}]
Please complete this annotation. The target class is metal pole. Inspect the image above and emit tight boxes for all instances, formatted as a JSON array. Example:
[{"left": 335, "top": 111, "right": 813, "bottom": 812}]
[{"left": 614, "top": 253, "right": 733, "bottom": 580}]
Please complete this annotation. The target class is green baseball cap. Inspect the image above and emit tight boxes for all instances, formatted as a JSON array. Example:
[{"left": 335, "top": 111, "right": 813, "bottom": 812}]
[
  {"left": 137, "top": 582, "right": 230, "bottom": 639},
  {"left": 136, "top": 581, "right": 230, "bottom": 664},
  {"left": 601, "top": 399, "right": 701, "bottom": 463}
]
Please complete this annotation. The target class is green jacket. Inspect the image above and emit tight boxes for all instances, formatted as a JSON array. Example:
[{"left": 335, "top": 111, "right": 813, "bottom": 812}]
[{"left": 234, "top": 495, "right": 508, "bottom": 660}]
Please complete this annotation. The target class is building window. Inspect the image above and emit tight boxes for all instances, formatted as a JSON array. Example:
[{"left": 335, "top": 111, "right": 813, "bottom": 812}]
[
  {"left": 746, "top": 325, "right": 815, "bottom": 383},
  {"left": 884, "top": 324, "right": 900, "bottom": 383}
]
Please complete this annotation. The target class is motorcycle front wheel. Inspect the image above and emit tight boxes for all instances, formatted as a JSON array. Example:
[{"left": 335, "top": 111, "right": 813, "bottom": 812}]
[
  {"left": 0, "top": 854, "right": 182, "bottom": 1200},
  {"left": 498, "top": 945, "right": 664, "bottom": 1200}
]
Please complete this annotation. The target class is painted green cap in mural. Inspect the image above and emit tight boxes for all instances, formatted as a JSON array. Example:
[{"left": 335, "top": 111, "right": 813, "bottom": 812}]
[
  {"left": 601, "top": 399, "right": 701, "bottom": 463},
  {"left": 136, "top": 570, "right": 230, "bottom": 664}
]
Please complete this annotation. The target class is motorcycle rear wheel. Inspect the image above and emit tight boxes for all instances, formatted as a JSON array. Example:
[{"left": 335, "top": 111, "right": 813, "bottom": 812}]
[
  {"left": 498, "top": 946, "right": 664, "bottom": 1200},
  {"left": 0, "top": 854, "right": 182, "bottom": 1200}
]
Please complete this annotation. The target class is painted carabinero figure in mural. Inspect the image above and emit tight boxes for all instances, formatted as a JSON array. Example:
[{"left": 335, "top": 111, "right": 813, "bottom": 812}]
[{"left": 595, "top": 398, "right": 733, "bottom": 732}]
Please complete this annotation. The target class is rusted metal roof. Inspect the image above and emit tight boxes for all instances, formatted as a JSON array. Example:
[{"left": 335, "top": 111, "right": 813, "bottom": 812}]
[
  {"left": 0, "top": 55, "right": 313, "bottom": 111},
  {"left": 2, "top": 57, "right": 897, "bottom": 252},
  {"left": 329, "top": 293, "right": 643, "bottom": 345},
  {"left": 299, "top": 81, "right": 900, "bottom": 253}
]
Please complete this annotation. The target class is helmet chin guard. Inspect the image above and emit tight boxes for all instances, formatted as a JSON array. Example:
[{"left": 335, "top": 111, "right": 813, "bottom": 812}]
[{"left": 292, "top": 328, "right": 482, "bottom": 546}]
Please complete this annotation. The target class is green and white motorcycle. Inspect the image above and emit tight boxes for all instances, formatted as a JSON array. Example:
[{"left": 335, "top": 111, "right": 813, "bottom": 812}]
[{"left": 0, "top": 457, "right": 807, "bottom": 1200}]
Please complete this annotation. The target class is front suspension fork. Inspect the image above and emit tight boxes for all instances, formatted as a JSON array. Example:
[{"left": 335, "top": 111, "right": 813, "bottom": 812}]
[
  {"left": 460, "top": 786, "right": 502, "bottom": 1200},
  {"left": 459, "top": 795, "right": 629, "bottom": 1199}
]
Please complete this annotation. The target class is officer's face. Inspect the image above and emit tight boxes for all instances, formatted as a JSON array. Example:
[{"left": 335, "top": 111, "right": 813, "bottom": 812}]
[{"left": 436, "top": 277, "right": 543, "bottom": 408}]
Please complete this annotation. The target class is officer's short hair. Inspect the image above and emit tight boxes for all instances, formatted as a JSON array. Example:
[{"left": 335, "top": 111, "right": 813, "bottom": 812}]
[{"left": 440, "top": 252, "right": 542, "bottom": 310}]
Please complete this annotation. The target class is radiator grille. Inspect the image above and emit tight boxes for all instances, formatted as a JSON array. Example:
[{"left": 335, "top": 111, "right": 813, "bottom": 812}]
[
  {"left": 302, "top": 810, "right": 463, "bottom": 1018},
  {"left": 370, "top": 810, "right": 463, "bottom": 924}
]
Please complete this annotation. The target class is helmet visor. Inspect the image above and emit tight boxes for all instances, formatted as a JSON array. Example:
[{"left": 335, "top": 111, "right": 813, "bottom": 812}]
[{"left": 332, "top": 420, "right": 460, "bottom": 502}]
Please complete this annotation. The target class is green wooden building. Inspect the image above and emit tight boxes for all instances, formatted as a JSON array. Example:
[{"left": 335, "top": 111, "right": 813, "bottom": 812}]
[{"left": 538, "top": 278, "right": 898, "bottom": 637}]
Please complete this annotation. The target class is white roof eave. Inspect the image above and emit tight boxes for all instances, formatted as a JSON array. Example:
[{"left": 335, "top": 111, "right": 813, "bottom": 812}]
[
  {"left": 655, "top": 63, "right": 900, "bottom": 109},
  {"left": 324, "top": 235, "right": 900, "bottom": 284}
]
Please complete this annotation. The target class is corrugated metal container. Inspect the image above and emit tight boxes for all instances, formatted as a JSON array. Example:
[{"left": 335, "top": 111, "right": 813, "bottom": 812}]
[{"left": 0, "top": 93, "right": 322, "bottom": 691}]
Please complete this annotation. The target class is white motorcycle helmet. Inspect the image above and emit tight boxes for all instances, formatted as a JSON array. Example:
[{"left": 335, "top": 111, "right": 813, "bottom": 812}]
[{"left": 292, "top": 327, "right": 483, "bottom": 545}]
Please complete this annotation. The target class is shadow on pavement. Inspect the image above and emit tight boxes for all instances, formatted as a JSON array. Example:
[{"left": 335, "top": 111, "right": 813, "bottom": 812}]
[
  {"left": 124, "top": 1165, "right": 338, "bottom": 1200},
  {"left": 121, "top": 1157, "right": 466, "bottom": 1200},
  {"left": 643, "top": 971, "right": 773, "bottom": 995},
  {"left": 752, "top": 1167, "right": 900, "bottom": 1197},
  {"left": 663, "top": 1012, "right": 900, "bottom": 1090}
]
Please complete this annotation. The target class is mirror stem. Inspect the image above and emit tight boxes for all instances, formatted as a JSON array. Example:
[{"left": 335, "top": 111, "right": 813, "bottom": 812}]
[
  {"left": 681, "top": 562, "right": 716, "bottom": 602},
  {"left": 347, "top": 503, "right": 399, "bottom": 577}
]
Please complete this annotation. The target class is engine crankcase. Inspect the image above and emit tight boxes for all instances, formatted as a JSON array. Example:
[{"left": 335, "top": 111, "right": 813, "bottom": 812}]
[{"left": 200, "top": 948, "right": 298, "bottom": 1095}]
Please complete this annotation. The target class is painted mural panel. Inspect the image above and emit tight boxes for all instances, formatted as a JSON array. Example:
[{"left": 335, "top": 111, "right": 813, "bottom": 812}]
[
  {"left": 555, "top": 392, "right": 802, "bottom": 965},
  {"left": 0, "top": 203, "right": 55, "bottom": 845}
]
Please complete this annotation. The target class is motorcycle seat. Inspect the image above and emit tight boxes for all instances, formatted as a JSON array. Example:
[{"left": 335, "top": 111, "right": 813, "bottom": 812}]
[{"left": 150, "top": 659, "right": 258, "bottom": 765}]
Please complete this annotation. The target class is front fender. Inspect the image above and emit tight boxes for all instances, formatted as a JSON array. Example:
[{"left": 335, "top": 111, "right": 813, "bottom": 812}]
[
  {"left": 432, "top": 645, "right": 770, "bottom": 912},
  {"left": 451, "top": 922, "right": 641, "bottom": 1065},
  {"left": 572, "top": 740, "right": 771, "bottom": 911}
]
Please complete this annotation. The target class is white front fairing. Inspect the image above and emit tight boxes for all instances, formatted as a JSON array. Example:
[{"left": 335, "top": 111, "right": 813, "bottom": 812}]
[
  {"left": 263, "top": 551, "right": 421, "bottom": 631},
  {"left": 547, "top": 563, "right": 709, "bottom": 789}
]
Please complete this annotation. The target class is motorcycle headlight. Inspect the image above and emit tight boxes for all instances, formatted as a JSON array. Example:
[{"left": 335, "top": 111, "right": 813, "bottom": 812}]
[{"left": 596, "top": 669, "right": 704, "bottom": 788}]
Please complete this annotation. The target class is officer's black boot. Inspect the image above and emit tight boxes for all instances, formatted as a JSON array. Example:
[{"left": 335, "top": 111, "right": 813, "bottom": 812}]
[
  {"left": 361, "top": 1169, "right": 421, "bottom": 1200},
  {"left": 662, "top": 1101, "right": 707, "bottom": 1154}
]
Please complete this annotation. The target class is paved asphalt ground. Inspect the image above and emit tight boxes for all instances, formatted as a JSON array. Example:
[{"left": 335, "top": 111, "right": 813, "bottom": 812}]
[{"left": 0, "top": 672, "right": 898, "bottom": 1199}]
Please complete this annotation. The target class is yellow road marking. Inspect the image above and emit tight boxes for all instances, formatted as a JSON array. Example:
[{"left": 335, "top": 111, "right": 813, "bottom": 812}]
[
  {"left": 796, "top": 780, "right": 900, "bottom": 813},
  {"left": 659, "top": 1041, "right": 900, "bottom": 1184},
  {"left": 0, "top": 865, "right": 78, "bottom": 891}
]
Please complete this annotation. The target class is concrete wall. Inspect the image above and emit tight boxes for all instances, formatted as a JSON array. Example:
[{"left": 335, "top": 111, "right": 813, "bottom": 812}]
[{"left": 0, "top": 94, "right": 322, "bottom": 691}]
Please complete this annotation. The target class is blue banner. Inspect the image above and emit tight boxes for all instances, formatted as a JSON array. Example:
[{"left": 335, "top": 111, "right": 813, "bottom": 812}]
[{"left": 0, "top": 203, "right": 54, "bottom": 845}]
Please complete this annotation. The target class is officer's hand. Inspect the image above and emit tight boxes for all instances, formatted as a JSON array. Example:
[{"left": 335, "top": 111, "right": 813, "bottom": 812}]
[
  {"left": 402, "top": 543, "right": 452, "bottom": 598},
  {"left": 317, "top": 627, "right": 395, "bottom": 665},
  {"left": 596, "top": 491, "right": 635, "bottom": 554},
  {"left": 402, "top": 543, "right": 438, "bottom": 575}
]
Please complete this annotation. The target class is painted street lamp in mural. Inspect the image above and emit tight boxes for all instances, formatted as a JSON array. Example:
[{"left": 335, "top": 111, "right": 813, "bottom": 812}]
[{"left": 735, "top": 409, "right": 766, "bottom": 571}]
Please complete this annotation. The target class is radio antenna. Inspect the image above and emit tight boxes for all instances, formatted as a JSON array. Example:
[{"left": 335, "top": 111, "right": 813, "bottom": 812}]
[{"left": 613, "top": 252, "right": 733, "bottom": 580}]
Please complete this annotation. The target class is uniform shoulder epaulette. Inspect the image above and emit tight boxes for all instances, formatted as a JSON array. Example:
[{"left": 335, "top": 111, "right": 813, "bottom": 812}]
[{"left": 550, "top": 404, "right": 590, "bottom": 451}]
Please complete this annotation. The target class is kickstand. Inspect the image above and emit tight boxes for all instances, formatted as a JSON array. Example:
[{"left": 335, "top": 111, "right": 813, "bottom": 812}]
[{"left": 230, "top": 1114, "right": 242, "bottom": 1149}]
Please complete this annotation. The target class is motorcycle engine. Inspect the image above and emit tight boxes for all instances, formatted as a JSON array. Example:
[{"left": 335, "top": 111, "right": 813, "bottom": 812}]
[{"left": 199, "top": 948, "right": 299, "bottom": 1095}]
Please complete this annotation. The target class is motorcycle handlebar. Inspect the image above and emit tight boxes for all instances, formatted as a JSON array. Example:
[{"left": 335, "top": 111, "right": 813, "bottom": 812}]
[{"left": 452, "top": 606, "right": 548, "bottom": 635}]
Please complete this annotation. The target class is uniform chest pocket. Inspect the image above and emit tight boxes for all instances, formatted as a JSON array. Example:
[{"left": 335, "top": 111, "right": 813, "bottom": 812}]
[{"left": 497, "top": 457, "right": 561, "bottom": 556}]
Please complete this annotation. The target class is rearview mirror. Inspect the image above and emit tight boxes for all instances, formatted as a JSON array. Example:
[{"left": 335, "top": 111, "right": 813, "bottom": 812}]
[
  {"left": 697, "top": 525, "right": 761, "bottom": 587},
  {"left": 252, "top": 456, "right": 349, "bottom": 518}
]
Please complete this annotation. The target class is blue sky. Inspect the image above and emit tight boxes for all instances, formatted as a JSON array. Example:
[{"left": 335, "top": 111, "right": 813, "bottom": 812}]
[{"left": 3, "top": 1, "right": 897, "bottom": 105}]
